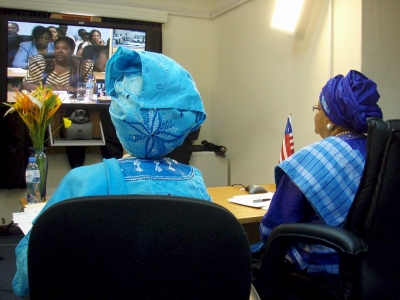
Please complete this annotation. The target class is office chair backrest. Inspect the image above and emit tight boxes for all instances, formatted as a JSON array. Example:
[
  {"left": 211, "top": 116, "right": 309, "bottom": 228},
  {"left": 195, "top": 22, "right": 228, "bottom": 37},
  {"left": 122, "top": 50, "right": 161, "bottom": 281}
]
[
  {"left": 28, "top": 195, "right": 252, "bottom": 299},
  {"left": 344, "top": 118, "right": 400, "bottom": 235},
  {"left": 341, "top": 118, "right": 400, "bottom": 299},
  {"left": 165, "top": 127, "right": 201, "bottom": 164},
  {"left": 82, "top": 44, "right": 108, "bottom": 65},
  {"left": 357, "top": 129, "right": 400, "bottom": 299}
]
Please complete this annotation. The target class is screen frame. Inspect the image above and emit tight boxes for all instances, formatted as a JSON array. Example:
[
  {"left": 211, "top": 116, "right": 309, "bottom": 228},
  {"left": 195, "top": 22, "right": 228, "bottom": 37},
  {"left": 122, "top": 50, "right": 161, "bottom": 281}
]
[{"left": 1, "top": 13, "right": 162, "bottom": 103}]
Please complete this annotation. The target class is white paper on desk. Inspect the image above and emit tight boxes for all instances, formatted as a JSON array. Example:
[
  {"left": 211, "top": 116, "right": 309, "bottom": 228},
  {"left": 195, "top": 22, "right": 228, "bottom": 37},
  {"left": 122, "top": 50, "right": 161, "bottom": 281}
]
[
  {"left": 24, "top": 202, "right": 46, "bottom": 210},
  {"left": 228, "top": 192, "right": 274, "bottom": 208},
  {"left": 18, "top": 223, "right": 33, "bottom": 235},
  {"left": 261, "top": 203, "right": 271, "bottom": 210},
  {"left": 54, "top": 90, "right": 68, "bottom": 97},
  {"left": 7, "top": 67, "right": 26, "bottom": 73},
  {"left": 12, "top": 212, "right": 36, "bottom": 235},
  {"left": 13, "top": 211, "right": 37, "bottom": 224},
  {"left": 24, "top": 202, "right": 46, "bottom": 215},
  {"left": 52, "top": 90, "right": 69, "bottom": 102},
  {"left": 13, "top": 203, "right": 46, "bottom": 235}
]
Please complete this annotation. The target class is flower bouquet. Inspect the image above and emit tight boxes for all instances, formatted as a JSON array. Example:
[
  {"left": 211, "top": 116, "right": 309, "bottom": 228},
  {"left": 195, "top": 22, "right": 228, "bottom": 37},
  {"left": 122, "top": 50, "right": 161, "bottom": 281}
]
[{"left": 4, "top": 84, "right": 71, "bottom": 201}]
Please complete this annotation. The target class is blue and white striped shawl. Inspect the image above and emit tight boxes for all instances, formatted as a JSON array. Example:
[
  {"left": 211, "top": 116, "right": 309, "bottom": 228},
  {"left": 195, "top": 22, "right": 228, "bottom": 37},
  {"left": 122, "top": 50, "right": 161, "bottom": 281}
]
[{"left": 275, "top": 137, "right": 364, "bottom": 227}]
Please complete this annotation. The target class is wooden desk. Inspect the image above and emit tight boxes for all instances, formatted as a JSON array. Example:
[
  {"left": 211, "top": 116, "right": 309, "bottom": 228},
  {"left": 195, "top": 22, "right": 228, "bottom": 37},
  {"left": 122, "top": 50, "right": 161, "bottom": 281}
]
[
  {"left": 93, "top": 71, "right": 105, "bottom": 81},
  {"left": 21, "top": 185, "right": 276, "bottom": 220},
  {"left": 8, "top": 68, "right": 105, "bottom": 81},
  {"left": 7, "top": 68, "right": 27, "bottom": 78},
  {"left": 208, "top": 184, "right": 275, "bottom": 244},
  {"left": 20, "top": 198, "right": 47, "bottom": 208},
  {"left": 20, "top": 198, "right": 28, "bottom": 207},
  {"left": 208, "top": 184, "right": 275, "bottom": 224},
  {"left": 21, "top": 184, "right": 275, "bottom": 243}
]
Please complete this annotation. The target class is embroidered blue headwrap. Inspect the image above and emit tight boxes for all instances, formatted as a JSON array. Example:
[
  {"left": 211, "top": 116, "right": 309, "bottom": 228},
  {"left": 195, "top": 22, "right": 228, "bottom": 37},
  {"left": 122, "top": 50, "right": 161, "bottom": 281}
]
[
  {"left": 319, "top": 70, "right": 382, "bottom": 133},
  {"left": 105, "top": 47, "right": 206, "bottom": 158}
]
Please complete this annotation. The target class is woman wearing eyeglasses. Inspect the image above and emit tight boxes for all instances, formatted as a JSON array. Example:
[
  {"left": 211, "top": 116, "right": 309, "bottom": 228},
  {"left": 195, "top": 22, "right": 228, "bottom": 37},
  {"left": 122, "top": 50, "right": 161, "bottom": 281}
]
[{"left": 253, "top": 70, "right": 383, "bottom": 281}]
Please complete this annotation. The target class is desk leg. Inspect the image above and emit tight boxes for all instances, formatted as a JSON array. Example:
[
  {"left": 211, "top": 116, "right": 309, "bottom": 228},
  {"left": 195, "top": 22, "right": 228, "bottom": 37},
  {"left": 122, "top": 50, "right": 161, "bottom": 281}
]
[{"left": 90, "top": 109, "right": 101, "bottom": 140}]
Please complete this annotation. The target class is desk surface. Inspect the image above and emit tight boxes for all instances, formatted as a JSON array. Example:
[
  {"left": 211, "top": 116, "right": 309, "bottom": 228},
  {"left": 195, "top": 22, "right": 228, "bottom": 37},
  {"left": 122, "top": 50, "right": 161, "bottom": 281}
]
[
  {"left": 7, "top": 91, "right": 111, "bottom": 108},
  {"left": 208, "top": 184, "right": 275, "bottom": 224},
  {"left": 8, "top": 68, "right": 105, "bottom": 81},
  {"left": 21, "top": 184, "right": 275, "bottom": 225},
  {"left": 7, "top": 68, "right": 27, "bottom": 78}
]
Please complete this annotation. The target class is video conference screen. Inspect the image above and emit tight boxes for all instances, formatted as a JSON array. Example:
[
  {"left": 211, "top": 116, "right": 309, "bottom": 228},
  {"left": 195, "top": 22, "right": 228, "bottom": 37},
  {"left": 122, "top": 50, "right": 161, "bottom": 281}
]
[{"left": 7, "top": 19, "right": 146, "bottom": 98}]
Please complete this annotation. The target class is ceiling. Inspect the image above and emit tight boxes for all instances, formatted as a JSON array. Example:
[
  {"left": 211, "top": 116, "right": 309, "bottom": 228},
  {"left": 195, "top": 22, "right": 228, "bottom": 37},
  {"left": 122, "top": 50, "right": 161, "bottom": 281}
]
[
  {"left": 75, "top": 0, "right": 251, "bottom": 19},
  {"left": 0, "top": 0, "right": 251, "bottom": 23}
]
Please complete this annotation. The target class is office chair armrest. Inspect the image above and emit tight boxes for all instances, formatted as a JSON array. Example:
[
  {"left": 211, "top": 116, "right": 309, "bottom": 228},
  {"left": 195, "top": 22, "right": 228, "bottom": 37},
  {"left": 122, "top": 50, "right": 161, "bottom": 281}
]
[
  {"left": 259, "top": 223, "right": 368, "bottom": 278},
  {"left": 266, "top": 223, "right": 367, "bottom": 255},
  {"left": 255, "top": 223, "right": 368, "bottom": 299}
]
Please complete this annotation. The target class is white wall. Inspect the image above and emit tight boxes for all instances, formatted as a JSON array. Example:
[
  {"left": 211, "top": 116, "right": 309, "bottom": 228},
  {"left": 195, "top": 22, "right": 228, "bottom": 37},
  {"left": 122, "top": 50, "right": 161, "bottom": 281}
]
[
  {"left": 361, "top": 0, "right": 400, "bottom": 120},
  {"left": 210, "top": 0, "right": 331, "bottom": 185},
  {"left": 162, "top": 16, "right": 213, "bottom": 143},
  {"left": 332, "top": 0, "right": 362, "bottom": 75},
  {"left": 332, "top": 0, "right": 400, "bottom": 121}
]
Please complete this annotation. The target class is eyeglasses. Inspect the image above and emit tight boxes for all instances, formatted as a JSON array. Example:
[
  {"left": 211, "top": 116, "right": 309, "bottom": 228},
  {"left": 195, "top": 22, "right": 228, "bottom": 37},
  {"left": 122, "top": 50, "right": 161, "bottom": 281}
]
[{"left": 312, "top": 105, "right": 321, "bottom": 112}]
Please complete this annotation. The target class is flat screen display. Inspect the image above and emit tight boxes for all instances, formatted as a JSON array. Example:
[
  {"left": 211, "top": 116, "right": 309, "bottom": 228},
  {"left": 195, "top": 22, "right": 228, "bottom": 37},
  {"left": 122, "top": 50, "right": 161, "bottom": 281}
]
[
  {"left": 112, "top": 29, "right": 146, "bottom": 54},
  {"left": 2, "top": 14, "right": 161, "bottom": 102}
]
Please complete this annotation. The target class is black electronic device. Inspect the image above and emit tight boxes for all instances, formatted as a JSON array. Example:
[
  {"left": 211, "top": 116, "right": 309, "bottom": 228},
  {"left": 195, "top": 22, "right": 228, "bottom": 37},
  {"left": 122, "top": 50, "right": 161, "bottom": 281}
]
[{"left": 246, "top": 184, "right": 268, "bottom": 194}]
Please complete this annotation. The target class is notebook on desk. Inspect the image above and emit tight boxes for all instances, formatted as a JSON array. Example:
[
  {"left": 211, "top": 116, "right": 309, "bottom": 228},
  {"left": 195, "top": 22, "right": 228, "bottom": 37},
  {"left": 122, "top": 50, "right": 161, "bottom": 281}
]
[
  {"left": 13, "top": 202, "right": 46, "bottom": 235},
  {"left": 228, "top": 193, "right": 274, "bottom": 209}
]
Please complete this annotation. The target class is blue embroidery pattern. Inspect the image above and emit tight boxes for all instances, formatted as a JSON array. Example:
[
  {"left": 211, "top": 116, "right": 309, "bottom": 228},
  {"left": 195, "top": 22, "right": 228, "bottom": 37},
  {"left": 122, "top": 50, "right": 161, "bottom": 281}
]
[
  {"left": 125, "top": 110, "right": 189, "bottom": 157},
  {"left": 119, "top": 157, "right": 195, "bottom": 181}
]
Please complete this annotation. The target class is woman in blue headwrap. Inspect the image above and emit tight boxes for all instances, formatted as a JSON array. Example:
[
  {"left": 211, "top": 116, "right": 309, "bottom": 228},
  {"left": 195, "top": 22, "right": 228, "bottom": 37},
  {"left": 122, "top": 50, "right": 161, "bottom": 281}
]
[
  {"left": 12, "top": 47, "right": 211, "bottom": 298},
  {"left": 255, "top": 70, "right": 383, "bottom": 276}
]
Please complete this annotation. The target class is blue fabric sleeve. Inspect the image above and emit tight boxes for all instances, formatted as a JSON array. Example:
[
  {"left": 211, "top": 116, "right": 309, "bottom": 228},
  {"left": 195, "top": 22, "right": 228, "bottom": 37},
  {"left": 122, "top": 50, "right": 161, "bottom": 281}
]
[
  {"left": 12, "top": 232, "right": 30, "bottom": 298},
  {"left": 104, "top": 158, "right": 128, "bottom": 195},
  {"left": 12, "top": 42, "right": 30, "bottom": 69},
  {"left": 259, "top": 173, "right": 315, "bottom": 244}
]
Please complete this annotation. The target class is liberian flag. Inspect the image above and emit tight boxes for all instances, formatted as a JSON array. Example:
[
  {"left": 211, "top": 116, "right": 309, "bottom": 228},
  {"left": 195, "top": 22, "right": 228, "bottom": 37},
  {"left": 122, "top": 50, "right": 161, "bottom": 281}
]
[{"left": 279, "top": 115, "right": 294, "bottom": 163}]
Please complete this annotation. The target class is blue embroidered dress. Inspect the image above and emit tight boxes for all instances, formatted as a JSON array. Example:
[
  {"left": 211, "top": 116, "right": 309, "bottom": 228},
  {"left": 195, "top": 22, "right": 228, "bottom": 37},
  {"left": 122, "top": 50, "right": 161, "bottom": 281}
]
[
  {"left": 259, "top": 133, "right": 367, "bottom": 274},
  {"left": 12, "top": 157, "right": 211, "bottom": 297}
]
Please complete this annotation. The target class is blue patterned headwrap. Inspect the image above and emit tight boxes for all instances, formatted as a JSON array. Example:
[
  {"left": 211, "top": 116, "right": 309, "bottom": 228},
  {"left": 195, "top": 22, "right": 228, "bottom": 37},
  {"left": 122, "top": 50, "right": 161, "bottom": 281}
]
[
  {"left": 319, "top": 70, "right": 382, "bottom": 133},
  {"left": 105, "top": 47, "right": 206, "bottom": 158}
]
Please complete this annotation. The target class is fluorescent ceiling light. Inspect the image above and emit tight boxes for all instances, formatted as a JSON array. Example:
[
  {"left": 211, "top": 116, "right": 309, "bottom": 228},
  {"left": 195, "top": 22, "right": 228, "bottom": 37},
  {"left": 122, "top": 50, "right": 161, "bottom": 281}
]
[{"left": 271, "top": 0, "right": 305, "bottom": 34}]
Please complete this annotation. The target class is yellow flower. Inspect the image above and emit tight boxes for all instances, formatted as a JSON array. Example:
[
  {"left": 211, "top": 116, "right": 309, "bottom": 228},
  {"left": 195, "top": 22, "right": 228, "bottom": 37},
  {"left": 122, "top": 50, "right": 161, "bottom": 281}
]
[
  {"left": 3, "top": 84, "right": 62, "bottom": 148},
  {"left": 63, "top": 118, "right": 72, "bottom": 129}
]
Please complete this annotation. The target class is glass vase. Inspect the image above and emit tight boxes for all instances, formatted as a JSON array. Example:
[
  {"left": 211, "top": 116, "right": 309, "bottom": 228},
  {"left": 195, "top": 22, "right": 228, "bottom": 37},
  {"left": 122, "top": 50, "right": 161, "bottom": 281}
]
[{"left": 30, "top": 147, "right": 48, "bottom": 202}]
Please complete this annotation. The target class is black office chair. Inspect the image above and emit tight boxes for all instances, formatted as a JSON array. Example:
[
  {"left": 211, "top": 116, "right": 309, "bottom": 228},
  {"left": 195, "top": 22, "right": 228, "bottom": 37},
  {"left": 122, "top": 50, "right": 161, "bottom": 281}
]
[
  {"left": 82, "top": 44, "right": 108, "bottom": 67},
  {"left": 253, "top": 118, "right": 400, "bottom": 300},
  {"left": 28, "top": 195, "right": 259, "bottom": 299},
  {"left": 165, "top": 127, "right": 201, "bottom": 164}
]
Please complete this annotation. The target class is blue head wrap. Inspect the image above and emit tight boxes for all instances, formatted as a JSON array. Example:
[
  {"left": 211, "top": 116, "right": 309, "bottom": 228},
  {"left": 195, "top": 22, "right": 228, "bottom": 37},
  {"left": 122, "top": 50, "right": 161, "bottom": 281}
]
[
  {"left": 319, "top": 70, "right": 382, "bottom": 133},
  {"left": 105, "top": 47, "right": 206, "bottom": 158}
]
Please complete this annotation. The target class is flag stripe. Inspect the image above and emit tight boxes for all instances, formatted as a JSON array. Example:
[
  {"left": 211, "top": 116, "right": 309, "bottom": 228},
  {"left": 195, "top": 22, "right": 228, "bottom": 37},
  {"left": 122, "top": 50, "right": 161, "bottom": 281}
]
[{"left": 279, "top": 116, "right": 294, "bottom": 163}]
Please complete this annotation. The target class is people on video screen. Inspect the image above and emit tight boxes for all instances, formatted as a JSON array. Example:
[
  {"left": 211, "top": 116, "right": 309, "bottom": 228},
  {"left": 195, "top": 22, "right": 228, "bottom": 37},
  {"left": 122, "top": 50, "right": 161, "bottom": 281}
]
[
  {"left": 22, "top": 36, "right": 94, "bottom": 93},
  {"left": 47, "top": 26, "right": 59, "bottom": 42},
  {"left": 8, "top": 22, "right": 20, "bottom": 35},
  {"left": 12, "top": 26, "right": 54, "bottom": 69}
]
